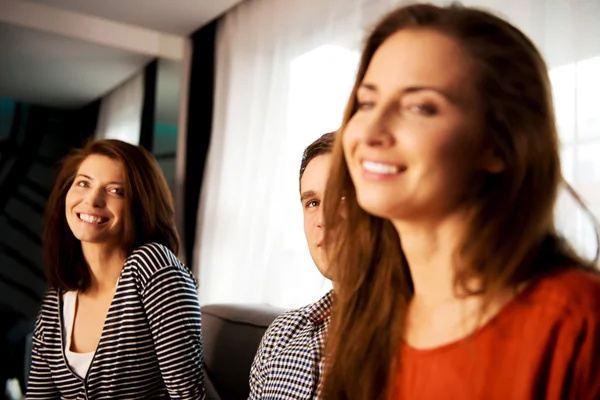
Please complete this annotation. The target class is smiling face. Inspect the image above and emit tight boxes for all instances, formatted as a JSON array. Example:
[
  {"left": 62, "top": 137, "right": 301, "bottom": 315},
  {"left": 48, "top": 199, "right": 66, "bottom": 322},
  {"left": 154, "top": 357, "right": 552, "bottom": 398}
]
[
  {"left": 65, "top": 154, "right": 126, "bottom": 250},
  {"left": 343, "top": 28, "right": 503, "bottom": 224},
  {"left": 301, "top": 153, "right": 333, "bottom": 279}
]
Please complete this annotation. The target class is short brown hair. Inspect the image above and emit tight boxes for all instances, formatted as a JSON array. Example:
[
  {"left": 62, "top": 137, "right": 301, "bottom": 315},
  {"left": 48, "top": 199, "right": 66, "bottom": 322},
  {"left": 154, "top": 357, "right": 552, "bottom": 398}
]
[
  {"left": 44, "top": 139, "right": 180, "bottom": 291},
  {"left": 299, "top": 131, "right": 336, "bottom": 183}
]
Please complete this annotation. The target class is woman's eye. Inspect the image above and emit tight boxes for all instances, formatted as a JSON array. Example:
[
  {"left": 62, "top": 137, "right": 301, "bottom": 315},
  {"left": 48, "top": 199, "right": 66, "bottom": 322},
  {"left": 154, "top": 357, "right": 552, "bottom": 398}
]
[
  {"left": 409, "top": 103, "right": 437, "bottom": 116},
  {"left": 76, "top": 180, "right": 89, "bottom": 187},
  {"left": 109, "top": 187, "right": 124, "bottom": 196}
]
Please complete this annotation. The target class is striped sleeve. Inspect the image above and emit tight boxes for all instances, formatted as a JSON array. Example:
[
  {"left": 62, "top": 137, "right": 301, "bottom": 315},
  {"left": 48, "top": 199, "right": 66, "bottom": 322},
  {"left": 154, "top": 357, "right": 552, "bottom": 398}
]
[
  {"left": 141, "top": 264, "right": 205, "bottom": 399},
  {"left": 25, "top": 320, "right": 60, "bottom": 399}
]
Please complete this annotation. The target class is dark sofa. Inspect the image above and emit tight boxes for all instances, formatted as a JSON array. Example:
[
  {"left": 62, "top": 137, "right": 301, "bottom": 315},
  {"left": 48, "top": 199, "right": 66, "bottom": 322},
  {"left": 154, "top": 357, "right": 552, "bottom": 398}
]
[{"left": 201, "top": 303, "right": 286, "bottom": 400}]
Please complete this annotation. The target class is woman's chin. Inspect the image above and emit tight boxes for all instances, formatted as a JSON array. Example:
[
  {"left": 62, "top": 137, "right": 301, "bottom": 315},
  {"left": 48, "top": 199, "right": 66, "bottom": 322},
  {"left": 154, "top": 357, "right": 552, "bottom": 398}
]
[{"left": 357, "top": 197, "right": 409, "bottom": 220}]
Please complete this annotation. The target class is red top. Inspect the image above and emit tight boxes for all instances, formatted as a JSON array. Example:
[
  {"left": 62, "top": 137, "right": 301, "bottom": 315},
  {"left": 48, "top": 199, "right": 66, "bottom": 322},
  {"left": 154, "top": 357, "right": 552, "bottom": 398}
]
[{"left": 393, "top": 268, "right": 600, "bottom": 400}]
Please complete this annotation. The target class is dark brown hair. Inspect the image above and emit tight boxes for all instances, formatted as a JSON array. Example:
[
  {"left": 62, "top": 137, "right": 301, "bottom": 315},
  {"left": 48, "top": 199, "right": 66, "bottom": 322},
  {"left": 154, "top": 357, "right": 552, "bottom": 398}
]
[
  {"left": 299, "top": 131, "right": 336, "bottom": 184},
  {"left": 44, "top": 139, "right": 179, "bottom": 292},
  {"left": 321, "top": 3, "right": 594, "bottom": 399}
]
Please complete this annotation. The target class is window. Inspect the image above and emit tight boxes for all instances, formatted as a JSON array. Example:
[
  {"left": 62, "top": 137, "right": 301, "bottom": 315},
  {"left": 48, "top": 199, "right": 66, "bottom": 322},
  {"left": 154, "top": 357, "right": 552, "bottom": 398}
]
[{"left": 551, "top": 56, "right": 600, "bottom": 260}]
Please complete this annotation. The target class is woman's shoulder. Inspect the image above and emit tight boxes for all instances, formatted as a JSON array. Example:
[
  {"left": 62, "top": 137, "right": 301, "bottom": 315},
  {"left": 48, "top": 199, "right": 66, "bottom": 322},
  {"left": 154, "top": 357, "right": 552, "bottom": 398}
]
[
  {"left": 38, "top": 288, "right": 61, "bottom": 313},
  {"left": 33, "top": 288, "right": 61, "bottom": 339},
  {"left": 125, "top": 242, "right": 182, "bottom": 271},
  {"left": 529, "top": 267, "right": 600, "bottom": 316},
  {"left": 124, "top": 242, "right": 193, "bottom": 285}
]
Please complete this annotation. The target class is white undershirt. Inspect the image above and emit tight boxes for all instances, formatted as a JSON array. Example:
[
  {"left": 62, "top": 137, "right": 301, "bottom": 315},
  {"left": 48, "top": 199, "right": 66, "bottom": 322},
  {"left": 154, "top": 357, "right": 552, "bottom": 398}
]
[{"left": 62, "top": 291, "right": 94, "bottom": 379}]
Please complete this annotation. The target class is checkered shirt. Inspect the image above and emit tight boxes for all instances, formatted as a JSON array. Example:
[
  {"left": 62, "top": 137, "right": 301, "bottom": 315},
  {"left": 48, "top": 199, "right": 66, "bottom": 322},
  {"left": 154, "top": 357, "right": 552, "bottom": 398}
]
[{"left": 248, "top": 290, "right": 333, "bottom": 400}]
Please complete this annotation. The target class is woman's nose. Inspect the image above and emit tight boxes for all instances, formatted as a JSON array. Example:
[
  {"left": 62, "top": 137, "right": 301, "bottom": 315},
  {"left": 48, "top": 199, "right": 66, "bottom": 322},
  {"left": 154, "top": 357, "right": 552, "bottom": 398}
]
[
  {"left": 84, "top": 188, "right": 105, "bottom": 208},
  {"left": 361, "top": 102, "right": 397, "bottom": 148}
]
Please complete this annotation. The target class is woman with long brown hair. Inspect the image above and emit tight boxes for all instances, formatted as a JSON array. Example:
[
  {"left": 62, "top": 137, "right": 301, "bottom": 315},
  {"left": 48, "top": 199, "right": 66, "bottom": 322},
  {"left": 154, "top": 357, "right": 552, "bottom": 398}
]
[
  {"left": 26, "top": 139, "right": 204, "bottom": 399},
  {"left": 321, "top": 4, "right": 600, "bottom": 400}
]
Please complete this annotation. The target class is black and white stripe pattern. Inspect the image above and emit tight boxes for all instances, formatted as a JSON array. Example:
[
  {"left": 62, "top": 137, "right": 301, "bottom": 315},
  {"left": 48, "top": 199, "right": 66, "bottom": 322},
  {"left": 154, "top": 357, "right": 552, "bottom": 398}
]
[
  {"left": 26, "top": 242, "right": 205, "bottom": 399},
  {"left": 249, "top": 291, "right": 332, "bottom": 399}
]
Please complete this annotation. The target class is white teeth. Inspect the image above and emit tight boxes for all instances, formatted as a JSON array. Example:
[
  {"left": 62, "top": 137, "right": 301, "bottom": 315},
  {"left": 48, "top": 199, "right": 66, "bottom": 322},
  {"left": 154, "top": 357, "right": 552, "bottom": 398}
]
[
  {"left": 362, "top": 160, "right": 400, "bottom": 174},
  {"left": 78, "top": 213, "right": 107, "bottom": 224}
]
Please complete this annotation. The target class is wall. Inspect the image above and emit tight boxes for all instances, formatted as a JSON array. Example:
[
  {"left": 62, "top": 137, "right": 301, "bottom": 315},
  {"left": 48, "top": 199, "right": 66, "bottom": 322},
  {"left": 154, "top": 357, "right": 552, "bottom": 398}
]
[
  {"left": 0, "top": 98, "right": 98, "bottom": 318},
  {"left": 154, "top": 122, "right": 177, "bottom": 195}
]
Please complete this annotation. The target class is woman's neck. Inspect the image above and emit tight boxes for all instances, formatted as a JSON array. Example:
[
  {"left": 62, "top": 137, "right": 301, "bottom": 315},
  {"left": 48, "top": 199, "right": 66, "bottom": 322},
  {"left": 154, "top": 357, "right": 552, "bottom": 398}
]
[
  {"left": 81, "top": 242, "right": 126, "bottom": 295},
  {"left": 392, "top": 212, "right": 474, "bottom": 305},
  {"left": 394, "top": 212, "right": 523, "bottom": 348}
]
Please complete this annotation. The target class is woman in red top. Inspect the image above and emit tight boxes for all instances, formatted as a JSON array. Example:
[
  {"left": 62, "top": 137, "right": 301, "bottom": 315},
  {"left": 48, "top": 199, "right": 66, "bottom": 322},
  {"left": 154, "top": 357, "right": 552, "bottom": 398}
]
[{"left": 321, "top": 3, "right": 600, "bottom": 400}]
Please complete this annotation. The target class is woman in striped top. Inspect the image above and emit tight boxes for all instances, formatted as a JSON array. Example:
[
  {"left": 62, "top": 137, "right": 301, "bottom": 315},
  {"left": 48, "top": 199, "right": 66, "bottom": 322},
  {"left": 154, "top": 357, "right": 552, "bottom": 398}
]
[{"left": 26, "top": 139, "right": 205, "bottom": 399}]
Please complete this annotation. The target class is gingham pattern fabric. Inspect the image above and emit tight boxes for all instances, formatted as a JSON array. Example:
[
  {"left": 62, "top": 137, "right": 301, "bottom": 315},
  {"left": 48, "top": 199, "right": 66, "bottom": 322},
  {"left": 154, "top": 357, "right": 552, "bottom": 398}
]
[{"left": 248, "top": 290, "right": 333, "bottom": 400}]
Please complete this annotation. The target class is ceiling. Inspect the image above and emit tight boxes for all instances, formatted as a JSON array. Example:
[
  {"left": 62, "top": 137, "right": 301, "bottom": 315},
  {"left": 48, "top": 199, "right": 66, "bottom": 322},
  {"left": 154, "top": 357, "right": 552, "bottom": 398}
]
[
  {"left": 0, "top": 21, "right": 152, "bottom": 108},
  {"left": 0, "top": 0, "right": 246, "bottom": 109},
  {"left": 26, "top": 0, "right": 246, "bottom": 36}
]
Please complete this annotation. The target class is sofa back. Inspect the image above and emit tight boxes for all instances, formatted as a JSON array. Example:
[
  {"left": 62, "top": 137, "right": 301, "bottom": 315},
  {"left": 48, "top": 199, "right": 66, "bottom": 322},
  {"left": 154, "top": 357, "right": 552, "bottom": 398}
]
[{"left": 201, "top": 303, "right": 286, "bottom": 400}]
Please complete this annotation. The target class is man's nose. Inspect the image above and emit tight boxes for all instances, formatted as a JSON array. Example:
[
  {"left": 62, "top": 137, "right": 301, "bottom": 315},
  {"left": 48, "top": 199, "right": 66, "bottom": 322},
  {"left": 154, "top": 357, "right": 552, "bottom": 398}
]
[{"left": 316, "top": 206, "right": 325, "bottom": 228}]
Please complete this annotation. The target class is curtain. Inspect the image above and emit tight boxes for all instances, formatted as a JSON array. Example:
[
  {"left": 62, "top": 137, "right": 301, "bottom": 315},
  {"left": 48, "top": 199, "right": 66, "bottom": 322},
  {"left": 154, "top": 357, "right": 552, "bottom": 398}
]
[
  {"left": 194, "top": 0, "right": 600, "bottom": 308},
  {"left": 95, "top": 71, "right": 144, "bottom": 145},
  {"left": 183, "top": 22, "right": 217, "bottom": 268}
]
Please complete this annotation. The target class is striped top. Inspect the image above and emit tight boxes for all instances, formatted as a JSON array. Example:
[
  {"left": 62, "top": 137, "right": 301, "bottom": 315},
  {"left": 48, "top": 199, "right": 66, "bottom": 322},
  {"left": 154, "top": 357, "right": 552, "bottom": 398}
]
[{"left": 26, "top": 242, "right": 205, "bottom": 399}]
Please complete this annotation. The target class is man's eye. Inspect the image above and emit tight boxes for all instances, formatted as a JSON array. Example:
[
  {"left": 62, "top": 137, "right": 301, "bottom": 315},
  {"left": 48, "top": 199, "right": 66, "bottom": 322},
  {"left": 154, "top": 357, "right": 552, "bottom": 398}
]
[
  {"left": 306, "top": 200, "right": 320, "bottom": 209},
  {"left": 357, "top": 101, "right": 375, "bottom": 110}
]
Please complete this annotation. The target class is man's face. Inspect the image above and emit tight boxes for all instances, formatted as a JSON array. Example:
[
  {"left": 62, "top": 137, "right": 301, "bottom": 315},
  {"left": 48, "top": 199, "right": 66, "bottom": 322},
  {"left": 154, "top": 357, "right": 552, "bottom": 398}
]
[{"left": 300, "top": 153, "right": 333, "bottom": 279}]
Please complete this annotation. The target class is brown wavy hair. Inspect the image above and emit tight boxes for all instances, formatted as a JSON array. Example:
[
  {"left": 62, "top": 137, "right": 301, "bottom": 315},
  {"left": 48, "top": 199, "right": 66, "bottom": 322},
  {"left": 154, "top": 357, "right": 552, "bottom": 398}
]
[
  {"left": 44, "top": 139, "right": 179, "bottom": 292},
  {"left": 321, "top": 3, "right": 596, "bottom": 399}
]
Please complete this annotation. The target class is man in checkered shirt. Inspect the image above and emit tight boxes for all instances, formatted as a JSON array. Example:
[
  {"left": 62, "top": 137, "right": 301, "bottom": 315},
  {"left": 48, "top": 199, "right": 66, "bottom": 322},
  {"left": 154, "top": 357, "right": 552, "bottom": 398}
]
[{"left": 248, "top": 132, "right": 336, "bottom": 399}]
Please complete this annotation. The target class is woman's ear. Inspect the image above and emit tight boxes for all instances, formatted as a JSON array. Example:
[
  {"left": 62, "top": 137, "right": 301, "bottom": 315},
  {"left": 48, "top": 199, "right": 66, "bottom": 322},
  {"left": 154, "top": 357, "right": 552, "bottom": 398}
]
[{"left": 481, "top": 147, "right": 505, "bottom": 174}]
